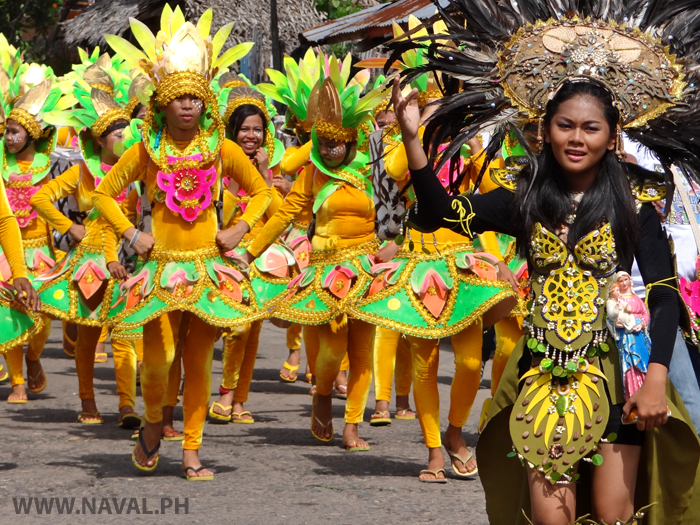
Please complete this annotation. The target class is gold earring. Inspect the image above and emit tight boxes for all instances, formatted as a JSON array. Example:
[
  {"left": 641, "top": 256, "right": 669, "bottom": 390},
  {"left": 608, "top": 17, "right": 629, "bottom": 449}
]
[{"left": 615, "top": 124, "right": 626, "bottom": 161}]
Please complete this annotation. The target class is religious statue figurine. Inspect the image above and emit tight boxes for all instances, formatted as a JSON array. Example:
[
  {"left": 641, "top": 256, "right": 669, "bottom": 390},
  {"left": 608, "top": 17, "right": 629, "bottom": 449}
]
[{"left": 606, "top": 272, "right": 651, "bottom": 400}]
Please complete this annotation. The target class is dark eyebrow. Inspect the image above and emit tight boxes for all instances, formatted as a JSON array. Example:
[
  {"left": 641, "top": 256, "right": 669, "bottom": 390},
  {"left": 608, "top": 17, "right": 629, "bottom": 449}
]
[{"left": 554, "top": 115, "right": 603, "bottom": 125}]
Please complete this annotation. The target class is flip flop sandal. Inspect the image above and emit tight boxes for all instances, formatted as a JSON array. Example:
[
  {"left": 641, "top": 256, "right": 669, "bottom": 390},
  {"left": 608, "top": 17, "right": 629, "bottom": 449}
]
[
  {"left": 0, "top": 365, "right": 8, "bottom": 382},
  {"left": 7, "top": 395, "right": 28, "bottom": 404},
  {"left": 444, "top": 447, "right": 478, "bottom": 478},
  {"left": 162, "top": 428, "right": 184, "bottom": 442},
  {"left": 394, "top": 408, "right": 416, "bottom": 420},
  {"left": 132, "top": 431, "right": 160, "bottom": 473},
  {"left": 182, "top": 465, "right": 214, "bottom": 481},
  {"left": 208, "top": 402, "right": 233, "bottom": 423},
  {"left": 310, "top": 415, "right": 334, "bottom": 443},
  {"left": 305, "top": 372, "right": 313, "bottom": 384},
  {"left": 419, "top": 469, "right": 448, "bottom": 484},
  {"left": 334, "top": 384, "right": 348, "bottom": 399},
  {"left": 231, "top": 411, "right": 254, "bottom": 424},
  {"left": 280, "top": 361, "right": 299, "bottom": 382},
  {"left": 118, "top": 412, "right": 142, "bottom": 429},
  {"left": 26, "top": 362, "right": 47, "bottom": 394},
  {"left": 94, "top": 353, "right": 108, "bottom": 363},
  {"left": 344, "top": 439, "right": 370, "bottom": 452},
  {"left": 369, "top": 410, "right": 392, "bottom": 427},
  {"left": 78, "top": 411, "right": 104, "bottom": 424}
]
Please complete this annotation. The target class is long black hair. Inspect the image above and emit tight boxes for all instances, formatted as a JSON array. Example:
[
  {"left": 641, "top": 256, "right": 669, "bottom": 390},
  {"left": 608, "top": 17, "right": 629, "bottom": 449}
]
[
  {"left": 515, "top": 80, "right": 639, "bottom": 269},
  {"left": 227, "top": 105, "right": 268, "bottom": 151}
]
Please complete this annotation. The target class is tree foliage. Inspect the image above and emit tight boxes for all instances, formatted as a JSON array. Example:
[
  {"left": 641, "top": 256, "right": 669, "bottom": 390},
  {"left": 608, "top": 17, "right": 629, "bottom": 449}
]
[
  {"left": 313, "top": 0, "right": 362, "bottom": 20},
  {"left": 0, "top": 0, "right": 62, "bottom": 61}
]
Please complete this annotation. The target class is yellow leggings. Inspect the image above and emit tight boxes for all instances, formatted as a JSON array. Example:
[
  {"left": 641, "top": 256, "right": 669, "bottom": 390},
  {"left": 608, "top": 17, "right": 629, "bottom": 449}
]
[
  {"left": 286, "top": 323, "right": 302, "bottom": 350},
  {"left": 305, "top": 325, "right": 348, "bottom": 376},
  {"left": 99, "top": 325, "right": 108, "bottom": 344},
  {"left": 316, "top": 318, "right": 375, "bottom": 424},
  {"left": 491, "top": 316, "right": 523, "bottom": 396},
  {"left": 408, "top": 319, "right": 483, "bottom": 449},
  {"left": 112, "top": 337, "right": 142, "bottom": 410},
  {"left": 74, "top": 325, "right": 103, "bottom": 400},
  {"left": 220, "top": 320, "right": 262, "bottom": 403},
  {"left": 5, "top": 315, "right": 52, "bottom": 386},
  {"left": 373, "top": 327, "right": 412, "bottom": 401},
  {"left": 143, "top": 311, "right": 216, "bottom": 450}
]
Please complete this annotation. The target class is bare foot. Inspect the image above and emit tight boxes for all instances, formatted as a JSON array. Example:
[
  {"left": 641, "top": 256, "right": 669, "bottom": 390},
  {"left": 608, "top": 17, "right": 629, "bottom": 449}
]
[
  {"left": 181, "top": 449, "right": 213, "bottom": 479},
  {"left": 305, "top": 363, "right": 312, "bottom": 383},
  {"left": 162, "top": 405, "right": 184, "bottom": 438},
  {"left": 371, "top": 399, "right": 391, "bottom": 424},
  {"left": 419, "top": 447, "right": 446, "bottom": 481},
  {"left": 342, "top": 423, "right": 369, "bottom": 450},
  {"left": 133, "top": 420, "right": 161, "bottom": 468},
  {"left": 280, "top": 348, "right": 301, "bottom": 380},
  {"left": 94, "top": 341, "right": 108, "bottom": 363},
  {"left": 311, "top": 392, "right": 333, "bottom": 440},
  {"left": 395, "top": 394, "right": 416, "bottom": 418},
  {"left": 25, "top": 357, "right": 46, "bottom": 393},
  {"left": 212, "top": 390, "right": 234, "bottom": 417},
  {"left": 7, "top": 384, "right": 27, "bottom": 403},
  {"left": 443, "top": 424, "right": 477, "bottom": 474},
  {"left": 231, "top": 401, "right": 253, "bottom": 422},
  {"left": 78, "top": 398, "right": 102, "bottom": 423},
  {"left": 308, "top": 375, "right": 317, "bottom": 396}
]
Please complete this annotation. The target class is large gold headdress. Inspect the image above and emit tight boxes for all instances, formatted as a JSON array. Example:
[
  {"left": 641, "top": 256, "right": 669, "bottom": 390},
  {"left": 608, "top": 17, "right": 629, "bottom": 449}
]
[
  {"left": 391, "top": 1, "right": 700, "bottom": 191},
  {"left": 8, "top": 79, "right": 62, "bottom": 140},
  {"left": 499, "top": 20, "right": 684, "bottom": 128}
]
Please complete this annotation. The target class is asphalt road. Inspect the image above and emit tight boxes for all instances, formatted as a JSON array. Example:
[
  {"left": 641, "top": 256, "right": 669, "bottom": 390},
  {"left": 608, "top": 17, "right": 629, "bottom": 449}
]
[{"left": 0, "top": 320, "right": 491, "bottom": 524}]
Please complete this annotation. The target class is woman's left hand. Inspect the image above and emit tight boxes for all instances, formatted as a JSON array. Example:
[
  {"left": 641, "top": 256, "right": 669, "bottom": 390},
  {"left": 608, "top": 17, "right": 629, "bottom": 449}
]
[
  {"left": 254, "top": 148, "right": 270, "bottom": 181},
  {"left": 497, "top": 261, "right": 520, "bottom": 292},
  {"left": 216, "top": 222, "right": 249, "bottom": 252},
  {"left": 623, "top": 363, "right": 669, "bottom": 431},
  {"left": 13, "top": 277, "right": 40, "bottom": 311},
  {"left": 374, "top": 240, "right": 400, "bottom": 263},
  {"left": 107, "top": 262, "right": 129, "bottom": 281}
]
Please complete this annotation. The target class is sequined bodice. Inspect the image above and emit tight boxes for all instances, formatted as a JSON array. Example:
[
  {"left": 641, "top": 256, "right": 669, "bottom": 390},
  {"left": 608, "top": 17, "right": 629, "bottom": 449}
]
[{"left": 527, "top": 222, "right": 618, "bottom": 352}]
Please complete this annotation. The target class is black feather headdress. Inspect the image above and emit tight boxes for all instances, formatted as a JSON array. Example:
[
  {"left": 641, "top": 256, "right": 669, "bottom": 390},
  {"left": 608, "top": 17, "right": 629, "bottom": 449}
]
[{"left": 386, "top": 0, "right": 700, "bottom": 200}]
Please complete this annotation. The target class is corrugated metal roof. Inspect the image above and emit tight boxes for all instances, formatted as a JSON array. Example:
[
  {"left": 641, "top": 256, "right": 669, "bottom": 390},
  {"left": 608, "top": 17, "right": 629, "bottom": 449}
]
[{"left": 302, "top": 0, "right": 449, "bottom": 44}]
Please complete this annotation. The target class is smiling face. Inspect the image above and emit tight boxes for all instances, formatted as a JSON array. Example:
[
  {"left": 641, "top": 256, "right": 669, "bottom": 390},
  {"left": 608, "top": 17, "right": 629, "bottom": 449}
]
[
  {"left": 4, "top": 120, "right": 30, "bottom": 154},
  {"left": 317, "top": 136, "right": 353, "bottom": 168},
  {"left": 544, "top": 94, "right": 616, "bottom": 181},
  {"left": 163, "top": 95, "right": 203, "bottom": 132},
  {"left": 235, "top": 114, "right": 264, "bottom": 156}
]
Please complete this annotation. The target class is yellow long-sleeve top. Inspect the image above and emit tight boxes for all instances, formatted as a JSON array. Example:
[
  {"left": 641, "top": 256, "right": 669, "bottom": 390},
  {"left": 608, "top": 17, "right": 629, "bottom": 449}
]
[
  {"left": 226, "top": 185, "right": 284, "bottom": 242},
  {"left": 280, "top": 143, "right": 313, "bottom": 228},
  {"left": 91, "top": 139, "right": 272, "bottom": 253},
  {"left": 386, "top": 145, "right": 503, "bottom": 259},
  {"left": 248, "top": 163, "right": 375, "bottom": 258},
  {"left": 14, "top": 160, "right": 52, "bottom": 243},
  {"left": 30, "top": 163, "right": 120, "bottom": 264},
  {"left": 0, "top": 176, "right": 29, "bottom": 279}
]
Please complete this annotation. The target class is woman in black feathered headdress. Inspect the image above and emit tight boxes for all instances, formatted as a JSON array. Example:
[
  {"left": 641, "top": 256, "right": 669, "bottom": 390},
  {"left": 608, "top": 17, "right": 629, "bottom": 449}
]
[{"left": 390, "top": 1, "right": 700, "bottom": 523}]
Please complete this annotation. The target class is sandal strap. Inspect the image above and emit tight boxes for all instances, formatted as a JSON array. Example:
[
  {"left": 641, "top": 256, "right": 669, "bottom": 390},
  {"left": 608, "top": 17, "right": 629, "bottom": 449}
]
[
  {"left": 419, "top": 469, "right": 446, "bottom": 479},
  {"left": 283, "top": 361, "right": 300, "bottom": 372},
  {"left": 371, "top": 411, "right": 390, "bottom": 418},
  {"left": 137, "top": 430, "right": 161, "bottom": 459},
  {"left": 184, "top": 465, "right": 208, "bottom": 474},
  {"left": 313, "top": 415, "right": 332, "bottom": 429}
]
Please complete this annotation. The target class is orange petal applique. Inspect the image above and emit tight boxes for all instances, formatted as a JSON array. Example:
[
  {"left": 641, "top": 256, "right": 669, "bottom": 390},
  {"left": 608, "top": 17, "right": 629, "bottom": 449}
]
[
  {"left": 420, "top": 274, "right": 448, "bottom": 318},
  {"left": 293, "top": 241, "right": 311, "bottom": 270},
  {"left": 328, "top": 271, "right": 352, "bottom": 299},
  {"left": 218, "top": 273, "right": 243, "bottom": 302},
  {"left": 0, "top": 255, "right": 12, "bottom": 282},
  {"left": 368, "top": 275, "right": 389, "bottom": 296}
]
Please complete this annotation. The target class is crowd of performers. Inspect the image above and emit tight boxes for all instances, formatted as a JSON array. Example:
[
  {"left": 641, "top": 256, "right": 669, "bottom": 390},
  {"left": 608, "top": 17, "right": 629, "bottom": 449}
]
[{"left": 5, "top": 0, "right": 700, "bottom": 523}]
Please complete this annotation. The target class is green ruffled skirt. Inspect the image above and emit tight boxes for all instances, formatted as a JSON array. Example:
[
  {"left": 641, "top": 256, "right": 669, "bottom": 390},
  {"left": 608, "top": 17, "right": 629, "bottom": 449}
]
[
  {"left": 102, "top": 246, "right": 267, "bottom": 331},
  {"left": 0, "top": 282, "right": 43, "bottom": 353},
  {"left": 349, "top": 243, "right": 516, "bottom": 338}
]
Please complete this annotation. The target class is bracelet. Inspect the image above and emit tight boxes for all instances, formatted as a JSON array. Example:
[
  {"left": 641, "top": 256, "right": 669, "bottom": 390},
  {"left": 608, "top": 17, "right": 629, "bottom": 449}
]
[{"left": 128, "top": 230, "right": 141, "bottom": 249}]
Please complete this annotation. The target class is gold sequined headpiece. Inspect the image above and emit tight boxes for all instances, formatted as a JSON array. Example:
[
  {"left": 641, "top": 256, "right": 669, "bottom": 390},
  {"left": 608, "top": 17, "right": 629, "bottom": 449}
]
[
  {"left": 499, "top": 18, "right": 684, "bottom": 128},
  {"left": 224, "top": 86, "right": 275, "bottom": 155},
  {"left": 90, "top": 88, "right": 131, "bottom": 137},
  {"left": 125, "top": 73, "right": 151, "bottom": 116},
  {"left": 83, "top": 54, "right": 116, "bottom": 95},
  {"left": 314, "top": 78, "right": 358, "bottom": 143},
  {"left": 8, "top": 80, "right": 53, "bottom": 140}
]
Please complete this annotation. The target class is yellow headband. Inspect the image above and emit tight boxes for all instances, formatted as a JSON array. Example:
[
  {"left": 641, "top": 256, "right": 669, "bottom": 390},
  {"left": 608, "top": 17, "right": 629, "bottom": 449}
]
[
  {"left": 7, "top": 107, "right": 42, "bottom": 140},
  {"left": 314, "top": 120, "right": 357, "bottom": 143},
  {"left": 92, "top": 107, "right": 131, "bottom": 137},
  {"left": 155, "top": 71, "right": 211, "bottom": 108}
]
